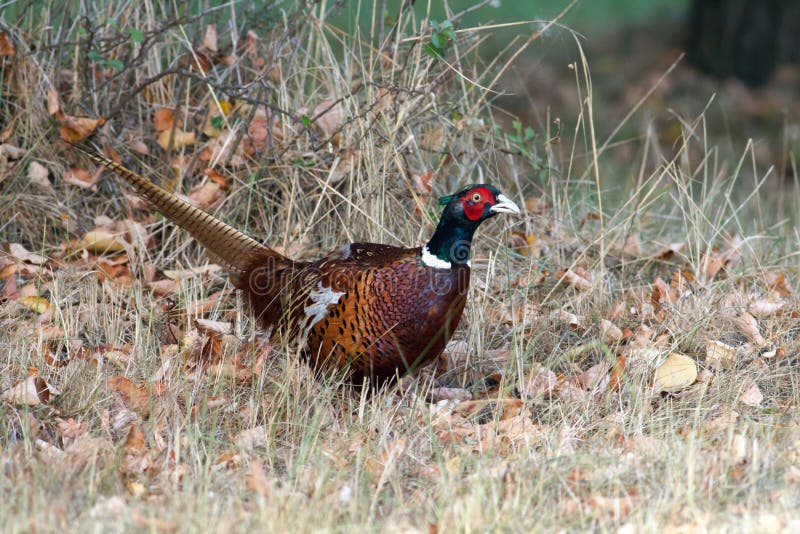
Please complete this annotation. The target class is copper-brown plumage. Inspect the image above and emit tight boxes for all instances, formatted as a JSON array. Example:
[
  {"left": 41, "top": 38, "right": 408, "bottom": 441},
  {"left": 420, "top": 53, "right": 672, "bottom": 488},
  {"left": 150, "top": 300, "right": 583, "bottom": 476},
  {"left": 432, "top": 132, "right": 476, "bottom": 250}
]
[{"left": 72, "top": 145, "right": 520, "bottom": 386}]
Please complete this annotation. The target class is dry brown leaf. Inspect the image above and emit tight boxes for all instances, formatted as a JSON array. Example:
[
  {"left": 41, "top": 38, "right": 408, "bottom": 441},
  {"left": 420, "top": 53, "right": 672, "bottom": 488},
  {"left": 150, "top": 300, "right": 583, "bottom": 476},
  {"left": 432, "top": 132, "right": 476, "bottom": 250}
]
[
  {"left": 579, "top": 362, "right": 610, "bottom": 392},
  {"left": 556, "top": 268, "right": 593, "bottom": 291},
  {"left": 79, "top": 229, "right": 127, "bottom": 254},
  {"left": 27, "top": 161, "right": 53, "bottom": 193},
  {"left": 202, "top": 24, "right": 218, "bottom": 52},
  {"left": 8, "top": 243, "right": 47, "bottom": 264},
  {"left": 120, "top": 424, "right": 150, "bottom": 479},
  {"left": 56, "top": 417, "right": 89, "bottom": 446},
  {"left": 733, "top": 312, "right": 766, "bottom": 346},
  {"left": 553, "top": 309, "right": 581, "bottom": 330},
  {"left": 609, "top": 355, "right": 626, "bottom": 392},
  {"left": 156, "top": 128, "right": 196, "bottom": 150},
  {"left": 653, "top": 352, "right": 698, "bottom": 392},
  {"left": 313, "top": 99, "right": 345, "bottom": 137},
  {"left": 0, "top": 31, "right": 15, "bottom": 56},
  {"left": 706, "top": 340, "right": 736, "bottom": 369},
  {"left": 194, "top": 318, "right": 232, "bottom": 335},
  {"left": 609, "top": 300, "right": 626, "bottom": 320},
  {"left": 19, "top": 295, "right": 57, "bottom": 315},
  {"left": 412, "top": 171, "right": 435, "bottom": 195},
  {"left": 765, "top": 272, "right": 792, "bottom": 297},
  {"left": 46, "top": 89, "right": 60, "bottom": 115},
  {"left": 654, "top": 241, "right": 686, "bottom": 260},
  {"left": 63, "top": 167, "right": 99, "bottom": 190},
  {"left": 599, "top": 319, "right": 623, "bottom": 343},
  {"left": 148, "top": 279, "right": 178, "bottom": 296},
  {"left": 204, "top": 168, "right": 229, "bottom": 189},
  {"left": 106, "top": 376, "right": 150, "bottom": 414},
  {"left": 652, "top": 277, "right": 678, "bottom": 309},
  {"left": 748, "top": 299, "right": 784, "bottom": 318},
  {"left": 740, "top": 382, "right": 764, "bottom": 407},
  {"left": 187, "top": 180, "right": 223, "bottom": 209},
  {"left": 56, "top": 112, "right": 105, "bottom": 143},
  {"left": 1, "top": 374, "right": 60, "bottom": 406},
  {"left": 153, "top": 108, "right": 175, "bottom": 132}
]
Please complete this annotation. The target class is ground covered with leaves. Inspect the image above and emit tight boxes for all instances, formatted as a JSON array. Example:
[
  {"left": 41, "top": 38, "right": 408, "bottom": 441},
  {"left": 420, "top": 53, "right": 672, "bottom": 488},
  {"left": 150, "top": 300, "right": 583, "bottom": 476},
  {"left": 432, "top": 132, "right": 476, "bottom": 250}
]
[{"left": 1, "top": 2, "right": 800, "bottom": 532}]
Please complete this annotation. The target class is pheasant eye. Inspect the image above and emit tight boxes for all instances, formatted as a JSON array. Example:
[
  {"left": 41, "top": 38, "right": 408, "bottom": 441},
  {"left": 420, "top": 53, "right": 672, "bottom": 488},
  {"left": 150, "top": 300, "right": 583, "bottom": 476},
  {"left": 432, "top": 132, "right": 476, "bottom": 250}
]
[{"left": 471, "top": 192, "right": 482, "bottom": 203}]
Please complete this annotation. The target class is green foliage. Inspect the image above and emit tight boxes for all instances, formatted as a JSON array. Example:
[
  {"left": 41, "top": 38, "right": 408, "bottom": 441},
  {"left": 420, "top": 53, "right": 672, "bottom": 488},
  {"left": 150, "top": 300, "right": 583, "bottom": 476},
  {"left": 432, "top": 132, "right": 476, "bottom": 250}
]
[
  {"left": 505, "top": 120, "right": 536, "bottom": 159},
  {"left": 126, "top": 27, "right": 145, "bottom": 43},
  {"left": 424, "top": 19, "right": 456, "bottom": 59},
  {"left": 87, "top": 50, "right": 124, "bottom": 71}
]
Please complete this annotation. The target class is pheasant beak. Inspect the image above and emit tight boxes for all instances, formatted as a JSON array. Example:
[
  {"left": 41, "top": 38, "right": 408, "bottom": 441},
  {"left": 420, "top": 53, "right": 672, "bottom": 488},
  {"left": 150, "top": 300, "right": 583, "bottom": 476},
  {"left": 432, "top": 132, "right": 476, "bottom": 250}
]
[{"left": 490, "top": 194, "right": 521, "bottom": 215}]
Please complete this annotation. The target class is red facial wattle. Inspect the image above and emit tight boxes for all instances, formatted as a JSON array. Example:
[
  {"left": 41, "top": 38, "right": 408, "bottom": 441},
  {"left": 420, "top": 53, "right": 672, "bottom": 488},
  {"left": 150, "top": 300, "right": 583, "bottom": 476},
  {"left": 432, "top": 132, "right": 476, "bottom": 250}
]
[{"left": 460, "top": 186, "right": 495, "bottom": 221}]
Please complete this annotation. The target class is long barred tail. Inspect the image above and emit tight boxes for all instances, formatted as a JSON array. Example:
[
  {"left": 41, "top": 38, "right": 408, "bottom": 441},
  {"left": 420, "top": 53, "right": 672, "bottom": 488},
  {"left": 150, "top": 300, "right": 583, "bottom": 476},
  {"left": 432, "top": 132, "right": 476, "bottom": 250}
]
[{"left": 70, "top": 144, "right": 281, "bottom": 275}]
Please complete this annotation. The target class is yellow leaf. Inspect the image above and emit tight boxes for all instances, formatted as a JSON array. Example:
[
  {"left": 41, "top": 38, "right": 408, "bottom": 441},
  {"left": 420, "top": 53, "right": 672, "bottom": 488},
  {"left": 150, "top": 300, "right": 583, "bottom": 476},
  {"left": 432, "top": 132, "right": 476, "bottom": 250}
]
[
  {"left": 653, "top": 352, "right": 697, "bottom": 392},
  {"left": 156, "top": 129, "right": 196, "bottom": 150},
  {"left": 126, "top": 481, "right": 146, "bottom": 498},
  {"left": 80, "top": 229, "right": 127, "bottom": 254},
  {"left": 19, "top": 295, "right": 56, "bottom": 315}
]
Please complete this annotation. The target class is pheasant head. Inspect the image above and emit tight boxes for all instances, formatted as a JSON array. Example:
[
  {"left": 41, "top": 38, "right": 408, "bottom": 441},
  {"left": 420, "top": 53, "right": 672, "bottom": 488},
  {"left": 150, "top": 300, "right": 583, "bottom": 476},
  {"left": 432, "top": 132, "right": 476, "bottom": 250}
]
[{"left": 423, "top": 184, "right": 520, "bottom": 268}]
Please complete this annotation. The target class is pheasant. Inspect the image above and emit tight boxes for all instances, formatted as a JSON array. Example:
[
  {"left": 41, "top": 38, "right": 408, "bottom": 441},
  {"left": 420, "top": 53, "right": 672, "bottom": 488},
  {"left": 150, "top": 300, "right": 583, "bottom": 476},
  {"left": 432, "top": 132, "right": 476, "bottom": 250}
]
[{"left": 72, "top": 145, "right": 520, "bottom": 386}]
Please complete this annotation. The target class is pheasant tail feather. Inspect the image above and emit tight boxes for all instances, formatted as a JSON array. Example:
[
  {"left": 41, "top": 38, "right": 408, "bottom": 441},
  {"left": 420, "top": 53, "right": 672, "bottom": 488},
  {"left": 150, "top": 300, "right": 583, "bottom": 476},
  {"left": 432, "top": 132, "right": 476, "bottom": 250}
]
[{"left": 71, "top": 145, "right": 280, "bottom": 276}]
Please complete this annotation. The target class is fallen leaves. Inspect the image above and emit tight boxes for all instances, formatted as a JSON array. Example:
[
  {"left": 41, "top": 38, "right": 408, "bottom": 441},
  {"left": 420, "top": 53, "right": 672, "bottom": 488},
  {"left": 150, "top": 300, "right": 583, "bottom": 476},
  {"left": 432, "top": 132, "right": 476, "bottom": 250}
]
[
  {"left": 156, "top": 128, "right": 196, "bottom": 150},
  {"left": 106, "top": 376, "right": 152, "bottom": 415},
  {"left": 27, "top": 161, "right": 53, "bottom": 193},
  {"left": 79, "top": 229, "right": 128, "bottom": 254},
  {"left": 706, "top": 340, "right": 736, "bottom": 369},
  {"left": 555, "top": 268, "right": 593, "bottom": 292},
  {"left": 739, "top": 382, "right": 764, "bottom": 407},
  {"left": 1, "top": 372, "right": 60, "bottom": 406},
  {"left": 653, "top": 353, "right": 698, "bottom": 392},
  {"left": 733, "top": 312, "right": 766, "bottom": 346},
  {"left": 47, "top": 89, "right": 104, "bottom": 142}
]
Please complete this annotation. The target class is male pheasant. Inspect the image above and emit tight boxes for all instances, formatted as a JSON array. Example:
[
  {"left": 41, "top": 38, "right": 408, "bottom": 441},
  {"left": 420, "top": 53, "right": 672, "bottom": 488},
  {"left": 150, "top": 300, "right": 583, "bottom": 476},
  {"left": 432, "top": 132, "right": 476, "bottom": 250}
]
[{"left": 72, "top": 146, "right": 520, "bottom": 386}]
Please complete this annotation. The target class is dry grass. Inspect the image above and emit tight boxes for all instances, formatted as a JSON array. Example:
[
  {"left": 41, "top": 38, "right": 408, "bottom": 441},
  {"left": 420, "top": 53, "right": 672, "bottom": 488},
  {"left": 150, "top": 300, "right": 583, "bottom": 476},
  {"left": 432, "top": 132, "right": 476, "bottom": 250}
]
[{"left": 1, "top": 1, "right": 800, "bottom": 532}]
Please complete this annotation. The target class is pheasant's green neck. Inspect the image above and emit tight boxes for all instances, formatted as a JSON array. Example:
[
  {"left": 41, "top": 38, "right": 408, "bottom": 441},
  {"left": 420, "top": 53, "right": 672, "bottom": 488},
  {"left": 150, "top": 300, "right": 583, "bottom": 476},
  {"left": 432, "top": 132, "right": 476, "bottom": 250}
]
[{"left": 424, "top": 211, "right": 478, "bottom": 267}]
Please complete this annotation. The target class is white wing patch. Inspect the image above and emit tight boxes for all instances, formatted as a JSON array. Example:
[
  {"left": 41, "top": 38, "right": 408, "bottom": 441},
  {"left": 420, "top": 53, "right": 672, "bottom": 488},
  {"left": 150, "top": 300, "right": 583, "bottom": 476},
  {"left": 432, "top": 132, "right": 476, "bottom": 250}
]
[
  {"left": 303, "top": 281, "right": 345, "bottom": 336},
  {"left": 421, "top": 245, "right": 451, "bottom": 270}
]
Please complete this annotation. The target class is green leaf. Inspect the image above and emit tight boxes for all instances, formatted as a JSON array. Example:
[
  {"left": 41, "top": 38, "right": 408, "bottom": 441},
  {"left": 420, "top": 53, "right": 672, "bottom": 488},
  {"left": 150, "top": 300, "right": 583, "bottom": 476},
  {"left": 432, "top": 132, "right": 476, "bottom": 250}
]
[
  {"left": 524, "top": 127, "right": 535, "bottom": 141},
  {"left": 211, "top": 116, "right": 224, "bottom": 129},
  {"left": 424, "top": 43, "right": 443, "bottom": 59},
  {"left": 301, "top": 115, "right": 311, "bottom": 129},
  {"left": 126, "top": 28, "right": 145, "bottom": 43},
  {"left": 107, "top": 59, "right": 125, "bottom": 71},
  {"left": 87, "top": 50, "right": 104, "bottom": 62}
]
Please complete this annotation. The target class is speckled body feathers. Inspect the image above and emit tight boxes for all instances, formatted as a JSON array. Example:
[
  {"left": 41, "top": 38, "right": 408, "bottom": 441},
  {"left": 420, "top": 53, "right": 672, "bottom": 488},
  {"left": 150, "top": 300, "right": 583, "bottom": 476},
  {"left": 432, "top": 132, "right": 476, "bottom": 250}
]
[{"left": 244, "top": 243, "right": 470, "bottom": 384}]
